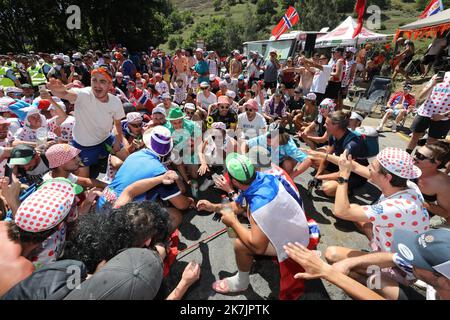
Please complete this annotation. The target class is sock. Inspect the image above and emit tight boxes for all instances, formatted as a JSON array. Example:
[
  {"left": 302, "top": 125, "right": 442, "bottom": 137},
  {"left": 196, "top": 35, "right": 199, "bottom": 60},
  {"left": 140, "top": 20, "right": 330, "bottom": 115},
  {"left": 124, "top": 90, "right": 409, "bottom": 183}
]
[{"left": 223, "top": 270, "right": 250, "bottom": 292}]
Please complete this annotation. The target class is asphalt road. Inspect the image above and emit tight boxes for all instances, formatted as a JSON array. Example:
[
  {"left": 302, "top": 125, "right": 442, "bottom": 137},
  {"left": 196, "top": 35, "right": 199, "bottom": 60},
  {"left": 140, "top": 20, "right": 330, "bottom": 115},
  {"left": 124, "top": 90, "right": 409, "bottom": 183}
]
[{"left": 159, "top": 114, "right": 416, "bottom": 300}]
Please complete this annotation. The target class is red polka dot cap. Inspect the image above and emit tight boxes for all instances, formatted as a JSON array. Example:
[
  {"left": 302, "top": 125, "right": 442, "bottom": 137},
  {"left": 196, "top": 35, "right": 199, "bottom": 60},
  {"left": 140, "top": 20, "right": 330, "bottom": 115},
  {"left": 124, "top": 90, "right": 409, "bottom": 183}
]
[
  {"left": 376, "top": 147, "right": 422, "bottom": 179},
  {"left": 14, "top": 179, "right": 76, "bottom": 233}
]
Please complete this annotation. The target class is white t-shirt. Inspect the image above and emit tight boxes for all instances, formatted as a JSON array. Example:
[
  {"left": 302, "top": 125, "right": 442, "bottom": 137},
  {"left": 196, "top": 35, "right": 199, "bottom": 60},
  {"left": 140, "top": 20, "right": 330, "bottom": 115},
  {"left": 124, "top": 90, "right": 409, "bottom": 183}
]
[
  {"left": 311, "top": 65, "right": 332, "bottom": 94},
  {"left": 226, "top": 79, "right": 238, "bottom": 93},
  {"left": 197, "top": 91, "right": 217, "bottom": 110},
  {"left": 72, "top": 87, "right": 125, "bottom": 146},
  {"left": 237, "top": 112, "right": 267, "bottom": 139},
  {"left": 362, "top": 181, "right": 430, "bottom": 252},
  {"left": 43, "top": 172, "right": 78, "bottom": 183}
]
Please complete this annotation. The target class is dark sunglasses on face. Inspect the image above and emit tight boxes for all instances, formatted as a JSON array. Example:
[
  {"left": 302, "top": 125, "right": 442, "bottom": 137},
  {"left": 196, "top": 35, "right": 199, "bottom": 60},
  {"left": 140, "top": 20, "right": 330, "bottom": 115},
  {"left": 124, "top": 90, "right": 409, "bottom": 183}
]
[
  {"left": 129, "top": 123, "right": 142, "bottom": 128},
  {"left": 245, "top": 108, "right": 254, "bottom": 112},
  {"left": 414, "top": 151, "right": 434, "bottom": 162},
  {"left": 220, "top": 105, "right": 229, "bottom": 110}
]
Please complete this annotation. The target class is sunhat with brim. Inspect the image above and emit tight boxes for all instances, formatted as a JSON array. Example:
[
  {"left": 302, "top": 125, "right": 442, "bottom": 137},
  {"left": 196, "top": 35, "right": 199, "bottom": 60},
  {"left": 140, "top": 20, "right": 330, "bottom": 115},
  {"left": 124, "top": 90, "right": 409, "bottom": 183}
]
[
  {"left": 14, "top": 178, "right": 78, "bottom": 233},
  {"left": 226, "top": 153, "right": 255, "bottom": 183},
  {"left": 166, "top": 107, "right": 185, "bottom": 121},
  {"left": 243, "top": 99, "right": 259, "bottom": 111},
  {"left": 200, "top": 82, "right": 210, "bottom": 88},
  {"left": 45, "top": 144, "right": 81, "bottom": 169},
  {"left": 143, "top": 126, "right": 173, "bottom": 157},
  {"left": 184, "top": 103, "right": 196, "bottom": 111},
  {"left": 393, "top": 229, "right": 450, "bottom": 279},
  {"left": 376, "top": 147, "right": 422, "bottom": 179},
  {"left": 211, "top": 122, "right": 226, "bottom": 131}
]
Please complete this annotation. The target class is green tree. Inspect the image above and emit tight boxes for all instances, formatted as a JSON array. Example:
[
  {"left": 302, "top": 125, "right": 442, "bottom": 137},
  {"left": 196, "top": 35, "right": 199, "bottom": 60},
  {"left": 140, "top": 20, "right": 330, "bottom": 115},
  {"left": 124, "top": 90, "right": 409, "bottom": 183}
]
[
  {"left": 256, "top": 0, "right": 278, "bottom": 15},
  {"left": 0, "top": 0, "right": 177, "bottom": 52},
  {"left": 299, "top": 0, "right": 341, "bottom": 31},
  {"left": 213, "top": 0, "right": 222, "bottom": 11}
]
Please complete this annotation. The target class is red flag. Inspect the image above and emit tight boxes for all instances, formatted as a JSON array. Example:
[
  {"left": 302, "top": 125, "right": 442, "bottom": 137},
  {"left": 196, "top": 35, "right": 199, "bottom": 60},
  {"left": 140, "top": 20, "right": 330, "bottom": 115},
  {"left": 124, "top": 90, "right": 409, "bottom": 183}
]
[
  {"left": 352, "top": 0, "right": 367, "bottom": 38},
  {"left": 271, "top": 6, "right": 300, "bottom": 40}
]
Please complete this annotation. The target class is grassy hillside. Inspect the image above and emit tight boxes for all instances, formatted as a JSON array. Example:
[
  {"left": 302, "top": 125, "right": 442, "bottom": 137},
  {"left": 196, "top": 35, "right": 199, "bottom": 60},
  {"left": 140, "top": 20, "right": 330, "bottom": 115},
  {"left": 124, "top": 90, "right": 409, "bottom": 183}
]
[{"left": 165, "top": 0, "right": 434, "bottom": 53}]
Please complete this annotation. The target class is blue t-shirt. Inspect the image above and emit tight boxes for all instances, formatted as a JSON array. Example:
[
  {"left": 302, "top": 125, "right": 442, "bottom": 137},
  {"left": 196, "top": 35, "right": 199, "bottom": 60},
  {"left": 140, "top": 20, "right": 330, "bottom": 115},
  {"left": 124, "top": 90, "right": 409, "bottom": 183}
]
[
  {"left": 194, "top": 60, "right": 209, "bottom": 84},
  {"left": 248, "top": 134, "right": 307, "bottom": 164},
  {"left": 97, "top": 149, "right": 180, "bottom": 209}
]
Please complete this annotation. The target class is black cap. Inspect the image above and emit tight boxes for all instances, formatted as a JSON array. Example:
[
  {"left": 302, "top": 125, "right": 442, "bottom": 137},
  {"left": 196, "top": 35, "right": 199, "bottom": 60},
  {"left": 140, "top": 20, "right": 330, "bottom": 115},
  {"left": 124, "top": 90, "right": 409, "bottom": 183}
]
[
  {"left": 332, "top": 47, "right": 345, "bottom": 54},
  {"left": 10, "top": 145, "right": 36, "bottom": 166}
]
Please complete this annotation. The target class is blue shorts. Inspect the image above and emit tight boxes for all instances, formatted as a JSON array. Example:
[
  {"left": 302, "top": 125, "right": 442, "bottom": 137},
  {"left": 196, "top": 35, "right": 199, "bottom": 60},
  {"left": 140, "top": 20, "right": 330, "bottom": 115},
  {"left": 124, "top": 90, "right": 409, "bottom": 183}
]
[{"left": 72, "top": 135, "right": 115, "bottom": 167}]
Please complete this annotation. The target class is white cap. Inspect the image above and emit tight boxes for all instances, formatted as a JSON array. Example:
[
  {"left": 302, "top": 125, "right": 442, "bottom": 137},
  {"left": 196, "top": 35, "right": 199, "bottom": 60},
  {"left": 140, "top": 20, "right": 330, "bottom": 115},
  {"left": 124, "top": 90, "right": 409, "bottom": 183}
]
[
  {"left": 126, "top": 112, "right": 143, "bottom": 124},
  {"left": 152, "top": 106, "right": 166, "bottom": 116},
  {"left": 346, "top": 47, "right": 356, "bottom": 54},
  {"left": 224, "top": 74, "right": 231, "bottom": 79},
  {"left": 195, "top": 48, "right": 204, "bottom": 53},
  {"left": 184, "top": 103, "right": 196, "bottom": 111},
  {"left": 5, "top": 87, "right": 23, "bottom": 94},
  {"left": 226, "top": 90, "right": 236, "bottom": 99},
  {"left": 72, "top": 52, "right": 82, "bottom": 59},
  {"left": 350, "top": 112, "right": 364, "bottom": 122},
  {"left": 209, "top": 74, "right": 216, "bottom": 81},
  {"left": 63, "top": 55, "right": 70, "bottom": 63},
  {"left": 161, "top": 92, "right": 171, "bottom": 100},
  {"left": 305, "top": 93, "right": 317, "bottom": 101},
  {"left": 115, "top": 72, "right": 123, "bottom": 77},
  {"left": 48, "top": 101, "right": 67, "bottom": 112}
]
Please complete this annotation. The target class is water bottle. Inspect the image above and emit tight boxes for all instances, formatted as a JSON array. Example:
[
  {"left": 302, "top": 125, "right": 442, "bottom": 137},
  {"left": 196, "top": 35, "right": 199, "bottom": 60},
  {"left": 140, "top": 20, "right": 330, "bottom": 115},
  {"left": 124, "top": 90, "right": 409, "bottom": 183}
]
[
  {"left": 221, "top": 196, "right": 237, "bottom": 238},
  {"left": 35, "top": 127, "right": 48, "bottom": 147}
]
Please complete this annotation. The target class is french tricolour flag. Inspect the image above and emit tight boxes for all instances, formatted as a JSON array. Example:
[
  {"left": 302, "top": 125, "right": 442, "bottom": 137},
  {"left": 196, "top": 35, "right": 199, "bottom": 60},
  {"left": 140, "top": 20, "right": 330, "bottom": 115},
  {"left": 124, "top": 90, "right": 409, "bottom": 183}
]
[
  {"left": 238, "top": 172, "right": 319, "bottom": 300},
  {"left": 420, "top": 0, "right": 444, "bottom": 19}
]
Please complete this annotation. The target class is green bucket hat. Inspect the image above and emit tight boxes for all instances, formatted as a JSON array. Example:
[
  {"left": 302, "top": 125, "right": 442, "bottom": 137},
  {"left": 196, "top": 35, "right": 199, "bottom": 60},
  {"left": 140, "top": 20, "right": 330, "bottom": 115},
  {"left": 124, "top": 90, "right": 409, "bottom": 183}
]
[
  {"left": 166, "top": 107, "right": 185, "bottom": 121},
  {"left": 225, "top": 153, "right": 255, "bottom": 183}
]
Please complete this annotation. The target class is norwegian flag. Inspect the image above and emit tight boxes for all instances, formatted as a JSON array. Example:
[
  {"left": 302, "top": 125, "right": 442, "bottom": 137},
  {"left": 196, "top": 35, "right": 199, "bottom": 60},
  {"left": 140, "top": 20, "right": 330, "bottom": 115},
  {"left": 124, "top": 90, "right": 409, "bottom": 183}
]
[
  {"left": 419, "top": 0, "right": 444, "bottom": 19},
  {"left": 271, "top": 6, "right": 300, "bottom": 40}
]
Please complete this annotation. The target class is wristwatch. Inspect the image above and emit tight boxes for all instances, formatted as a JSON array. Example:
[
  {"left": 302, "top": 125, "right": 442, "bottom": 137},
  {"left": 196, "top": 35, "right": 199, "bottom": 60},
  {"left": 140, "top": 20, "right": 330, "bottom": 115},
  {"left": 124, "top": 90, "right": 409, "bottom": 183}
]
[
  {"left": 337, "top": 177, "right": 349, "bottom": 185},
  {"left": 228, "top": 191, "right": 237, "bottom": 201}
]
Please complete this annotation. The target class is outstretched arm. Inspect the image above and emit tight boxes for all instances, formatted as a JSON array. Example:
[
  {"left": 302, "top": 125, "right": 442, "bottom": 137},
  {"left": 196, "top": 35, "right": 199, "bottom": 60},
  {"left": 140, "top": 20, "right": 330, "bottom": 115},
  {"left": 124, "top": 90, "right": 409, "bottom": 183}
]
[{"left": 46, "top": 78, "right": 78, "bottom": 104}]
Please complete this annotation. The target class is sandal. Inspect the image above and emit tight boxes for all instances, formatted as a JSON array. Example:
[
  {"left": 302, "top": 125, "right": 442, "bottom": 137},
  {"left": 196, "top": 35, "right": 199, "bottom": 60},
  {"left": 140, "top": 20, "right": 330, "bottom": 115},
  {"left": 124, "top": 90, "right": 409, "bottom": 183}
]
[{"left": 212, "top": 278, "right": 247, "bottom": 294}]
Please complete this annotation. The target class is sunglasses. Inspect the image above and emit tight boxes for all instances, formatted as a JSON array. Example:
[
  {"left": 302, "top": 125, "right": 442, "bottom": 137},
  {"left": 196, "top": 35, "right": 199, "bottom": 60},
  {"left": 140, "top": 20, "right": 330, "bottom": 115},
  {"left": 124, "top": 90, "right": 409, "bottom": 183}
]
[
  {"left": 186, "top": 111, "right": 195, "bottom": 115},
  {"left": 414, "top": 151, "right": 434, "bottom": 162},
  {"left": 128, "top": 123, "right": 142, "bottom": 128},
  {"left": 219, "top": 105, "right": 229, "bottom": 110},
  {"left": 245, "top": 108, "right": 254, "bottom": 112}
]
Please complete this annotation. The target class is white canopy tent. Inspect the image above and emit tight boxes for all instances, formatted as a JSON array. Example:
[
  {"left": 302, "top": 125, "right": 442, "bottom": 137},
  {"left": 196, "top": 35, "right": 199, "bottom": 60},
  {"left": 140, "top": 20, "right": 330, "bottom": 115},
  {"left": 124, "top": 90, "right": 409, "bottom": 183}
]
[
  {"left": 398, "top": 8, "right": 450, "bottom": 31},
  {"left": 315, "top": 16, "right": 393, "bottom": 48}
]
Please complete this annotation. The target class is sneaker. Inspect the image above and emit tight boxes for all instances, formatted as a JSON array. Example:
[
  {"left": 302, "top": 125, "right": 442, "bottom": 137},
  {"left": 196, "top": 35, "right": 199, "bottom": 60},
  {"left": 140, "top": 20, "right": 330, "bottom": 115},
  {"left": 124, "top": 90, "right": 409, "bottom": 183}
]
[
  {"left": 376, "top": 125, "right": 383, "bottom": 132},
  {"left": 391, "top": 123, "right": 397, "bottom": 133},
  {"left": 191, "top": 181, "right": 199, "bottom": 198},
  {"left": 199, "top": 178, "right": 215, "bottom": 192}
]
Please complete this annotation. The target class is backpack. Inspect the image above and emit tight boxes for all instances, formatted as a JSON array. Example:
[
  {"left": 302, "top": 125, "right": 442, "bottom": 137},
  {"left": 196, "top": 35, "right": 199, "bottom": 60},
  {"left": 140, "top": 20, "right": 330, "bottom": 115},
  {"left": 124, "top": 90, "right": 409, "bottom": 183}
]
[{"left": 344, "top": 126, "right": 380, "bottom": 158}]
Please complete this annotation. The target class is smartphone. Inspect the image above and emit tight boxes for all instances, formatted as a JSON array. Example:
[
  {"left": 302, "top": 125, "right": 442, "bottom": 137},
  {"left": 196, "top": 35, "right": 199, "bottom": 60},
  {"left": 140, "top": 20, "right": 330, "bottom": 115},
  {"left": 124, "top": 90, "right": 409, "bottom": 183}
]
[{"left": 436, "top": 71, "right": 446, "bottom": 82}]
